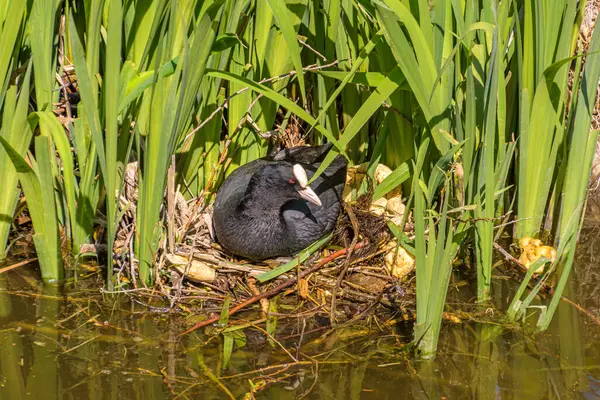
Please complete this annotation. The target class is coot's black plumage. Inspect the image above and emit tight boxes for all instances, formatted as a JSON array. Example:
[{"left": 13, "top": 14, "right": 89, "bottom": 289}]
[{"left": 213, "top": 143, "right": 347, "bottom": 260}]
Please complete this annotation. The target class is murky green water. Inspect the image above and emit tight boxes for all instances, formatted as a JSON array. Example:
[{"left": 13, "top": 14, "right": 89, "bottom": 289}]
[{"left": 1, "top": 227, "right": 599, "bottom": 399}]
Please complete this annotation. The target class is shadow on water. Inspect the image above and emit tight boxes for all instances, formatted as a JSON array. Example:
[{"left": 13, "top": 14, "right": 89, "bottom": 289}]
[{"left": 1, "top": 225, "right": 600, "bottom": 398}]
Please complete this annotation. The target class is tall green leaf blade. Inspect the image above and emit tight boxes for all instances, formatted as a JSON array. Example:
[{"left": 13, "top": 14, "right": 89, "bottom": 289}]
[
  {"left": 35, "top": 112, "right": 77, "bottom": 244},
  {"left": 0, "top": 0, "right": 25, "bottom": 104},
  {"left": 68, "top": 13, "right": 107, "bottom": 182},
  {"left": 475, "top": 21, "right": 499, "bottom": 302},
  {"left": 0, "top": 135, "right": 63, "bottom": 283},
  {"left": 206, "top": 70, "right": 344, "bottom": 154},
  {"left": 34, "top": 133, "right": 63, "bottom": 282},
  {"left": 136, "top": 2, "right": 223, "bottom": 283},
  {"left": 372, "top": 163, "right": 410, "bottom": 201},
  {"left": 310, "top": 30, "right": 383, "bottom": 133},
  {"left": 265, "top": 0, "right": 306, "bottom": 103},
  {"left": 30, "top": 0, "right": 60, "bottom": 111},
  {"left": 0, "top": 64, "right": 32, "bottom": 258},
  {"left": 103, "top": 0, "right": 123, "bottom": 288}
]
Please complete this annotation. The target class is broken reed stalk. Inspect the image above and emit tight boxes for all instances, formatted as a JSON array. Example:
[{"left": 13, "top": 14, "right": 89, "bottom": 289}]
[
  {"left": 0, "top": 258, "right": 38, "bottom": 274},
  {"left": 329, "top": 202, "right": 360, "bottom": 326},
  {"left": 167, "top": 155, "right": 176, "bottom": 253},
  {"left": 180, "top": 240, "right": 368, "bottom": 336}
]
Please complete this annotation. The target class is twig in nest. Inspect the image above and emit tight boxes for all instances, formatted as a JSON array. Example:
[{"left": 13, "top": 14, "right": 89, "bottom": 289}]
[
  {"left": 336, "top": 290, "right": 385, "bottom": 330},
  {"left": 330, "top": 203, "right": 360, "bottom": 326},
  {"left": 180, "top": 240, "right": 368, "bottom": 336}
]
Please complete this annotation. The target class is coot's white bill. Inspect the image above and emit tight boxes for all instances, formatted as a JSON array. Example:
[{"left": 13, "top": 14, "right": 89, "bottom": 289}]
[{"left": 298, "top": 186, "right": 322, "bottom": 206}]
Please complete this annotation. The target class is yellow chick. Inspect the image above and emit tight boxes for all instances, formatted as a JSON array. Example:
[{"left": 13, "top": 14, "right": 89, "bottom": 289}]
[
  {"left": 534, "top": 246, "right": 556, "bottom": 263},
  {"left": 518, "top": 236, "right": 539, "bottom": 267},
  {"left": 517, "top": 237, "right": 556, "bottom": 274},
  {"left": 519, "top": 236, "right": 542, "bottom": 252}
]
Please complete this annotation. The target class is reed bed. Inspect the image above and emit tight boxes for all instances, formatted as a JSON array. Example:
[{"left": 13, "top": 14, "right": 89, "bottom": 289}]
[{"left": 0, "top": 0, "right": 599, "bottom": 357}]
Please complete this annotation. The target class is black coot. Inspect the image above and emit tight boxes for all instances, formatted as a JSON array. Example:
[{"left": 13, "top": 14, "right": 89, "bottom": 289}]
[{"left": 212, "top": 143, "right": 347, "bottom": 260}]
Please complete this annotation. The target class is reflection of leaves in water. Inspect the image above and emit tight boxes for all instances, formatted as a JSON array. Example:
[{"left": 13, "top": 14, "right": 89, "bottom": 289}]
[
  {"left": 1, "top": 265, "right": 599, "bottom": 399},
  {"left": 221, "top": 330, "right": 247, "bottom": 369},
  {"left": 574, "top": 222, "right": 600, "bottom": 322}
]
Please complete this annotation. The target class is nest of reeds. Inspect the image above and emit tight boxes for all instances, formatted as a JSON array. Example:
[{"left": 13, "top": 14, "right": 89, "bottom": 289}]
[{"left": 91, "top": 160, "right": 418, "bottom": 331}]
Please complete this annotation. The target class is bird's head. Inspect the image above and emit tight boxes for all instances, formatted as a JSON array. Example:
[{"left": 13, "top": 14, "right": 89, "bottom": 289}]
[{"left": 251, "top": 163, "right": 322, "bottom": 206}]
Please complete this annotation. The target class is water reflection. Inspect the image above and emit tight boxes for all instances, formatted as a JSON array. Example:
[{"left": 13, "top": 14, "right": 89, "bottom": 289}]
[{"left": 0, "top": 233, "right": 599, "bottom": 399}]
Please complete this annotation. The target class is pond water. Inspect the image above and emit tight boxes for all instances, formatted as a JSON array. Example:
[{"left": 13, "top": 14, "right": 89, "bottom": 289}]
[{"left": 1, "top": 223, "right": 599, "bottom": 399}]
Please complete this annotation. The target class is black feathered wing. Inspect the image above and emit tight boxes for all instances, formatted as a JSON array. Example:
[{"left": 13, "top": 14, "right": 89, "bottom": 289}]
[
  {"left": 212, "top": 159, "right": 268, "bottom": 243},
  {"left": 281, "top": 155, "right": 347, "bottom": 248}
]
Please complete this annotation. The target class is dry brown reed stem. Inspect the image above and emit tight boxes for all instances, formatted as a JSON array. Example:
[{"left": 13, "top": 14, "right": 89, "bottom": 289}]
[
  {"left": 180, "top": 240, "right": 368, "bottom": 336},
  {"left": 167, "top": 155, "right": 176, "bottom": 253},
  {"left": 330, "top": 203, "right": 360, "bottom": 325},
  {"left": 559, "top": 296, "right": 600, "bottom": 326},
  {"left": 0, "top": 258, "right": 38, "bottom": 275},
  {"left": 219, "top": 359, "right": 352, "bottom": 381},
  {"left": 178, "top": 138, "right": 231, "bottom": 239},
  {"left": 298, "top": 360, "right": 319, "bottom": 399},
  {"left": 492, "top": 243, "right": 539, "bottom": 277}
]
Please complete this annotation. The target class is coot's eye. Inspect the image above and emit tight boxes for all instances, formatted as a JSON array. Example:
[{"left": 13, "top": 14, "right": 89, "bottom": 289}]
[{"left": 289, "top": 178, "right": 296, "bottom": 184}]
